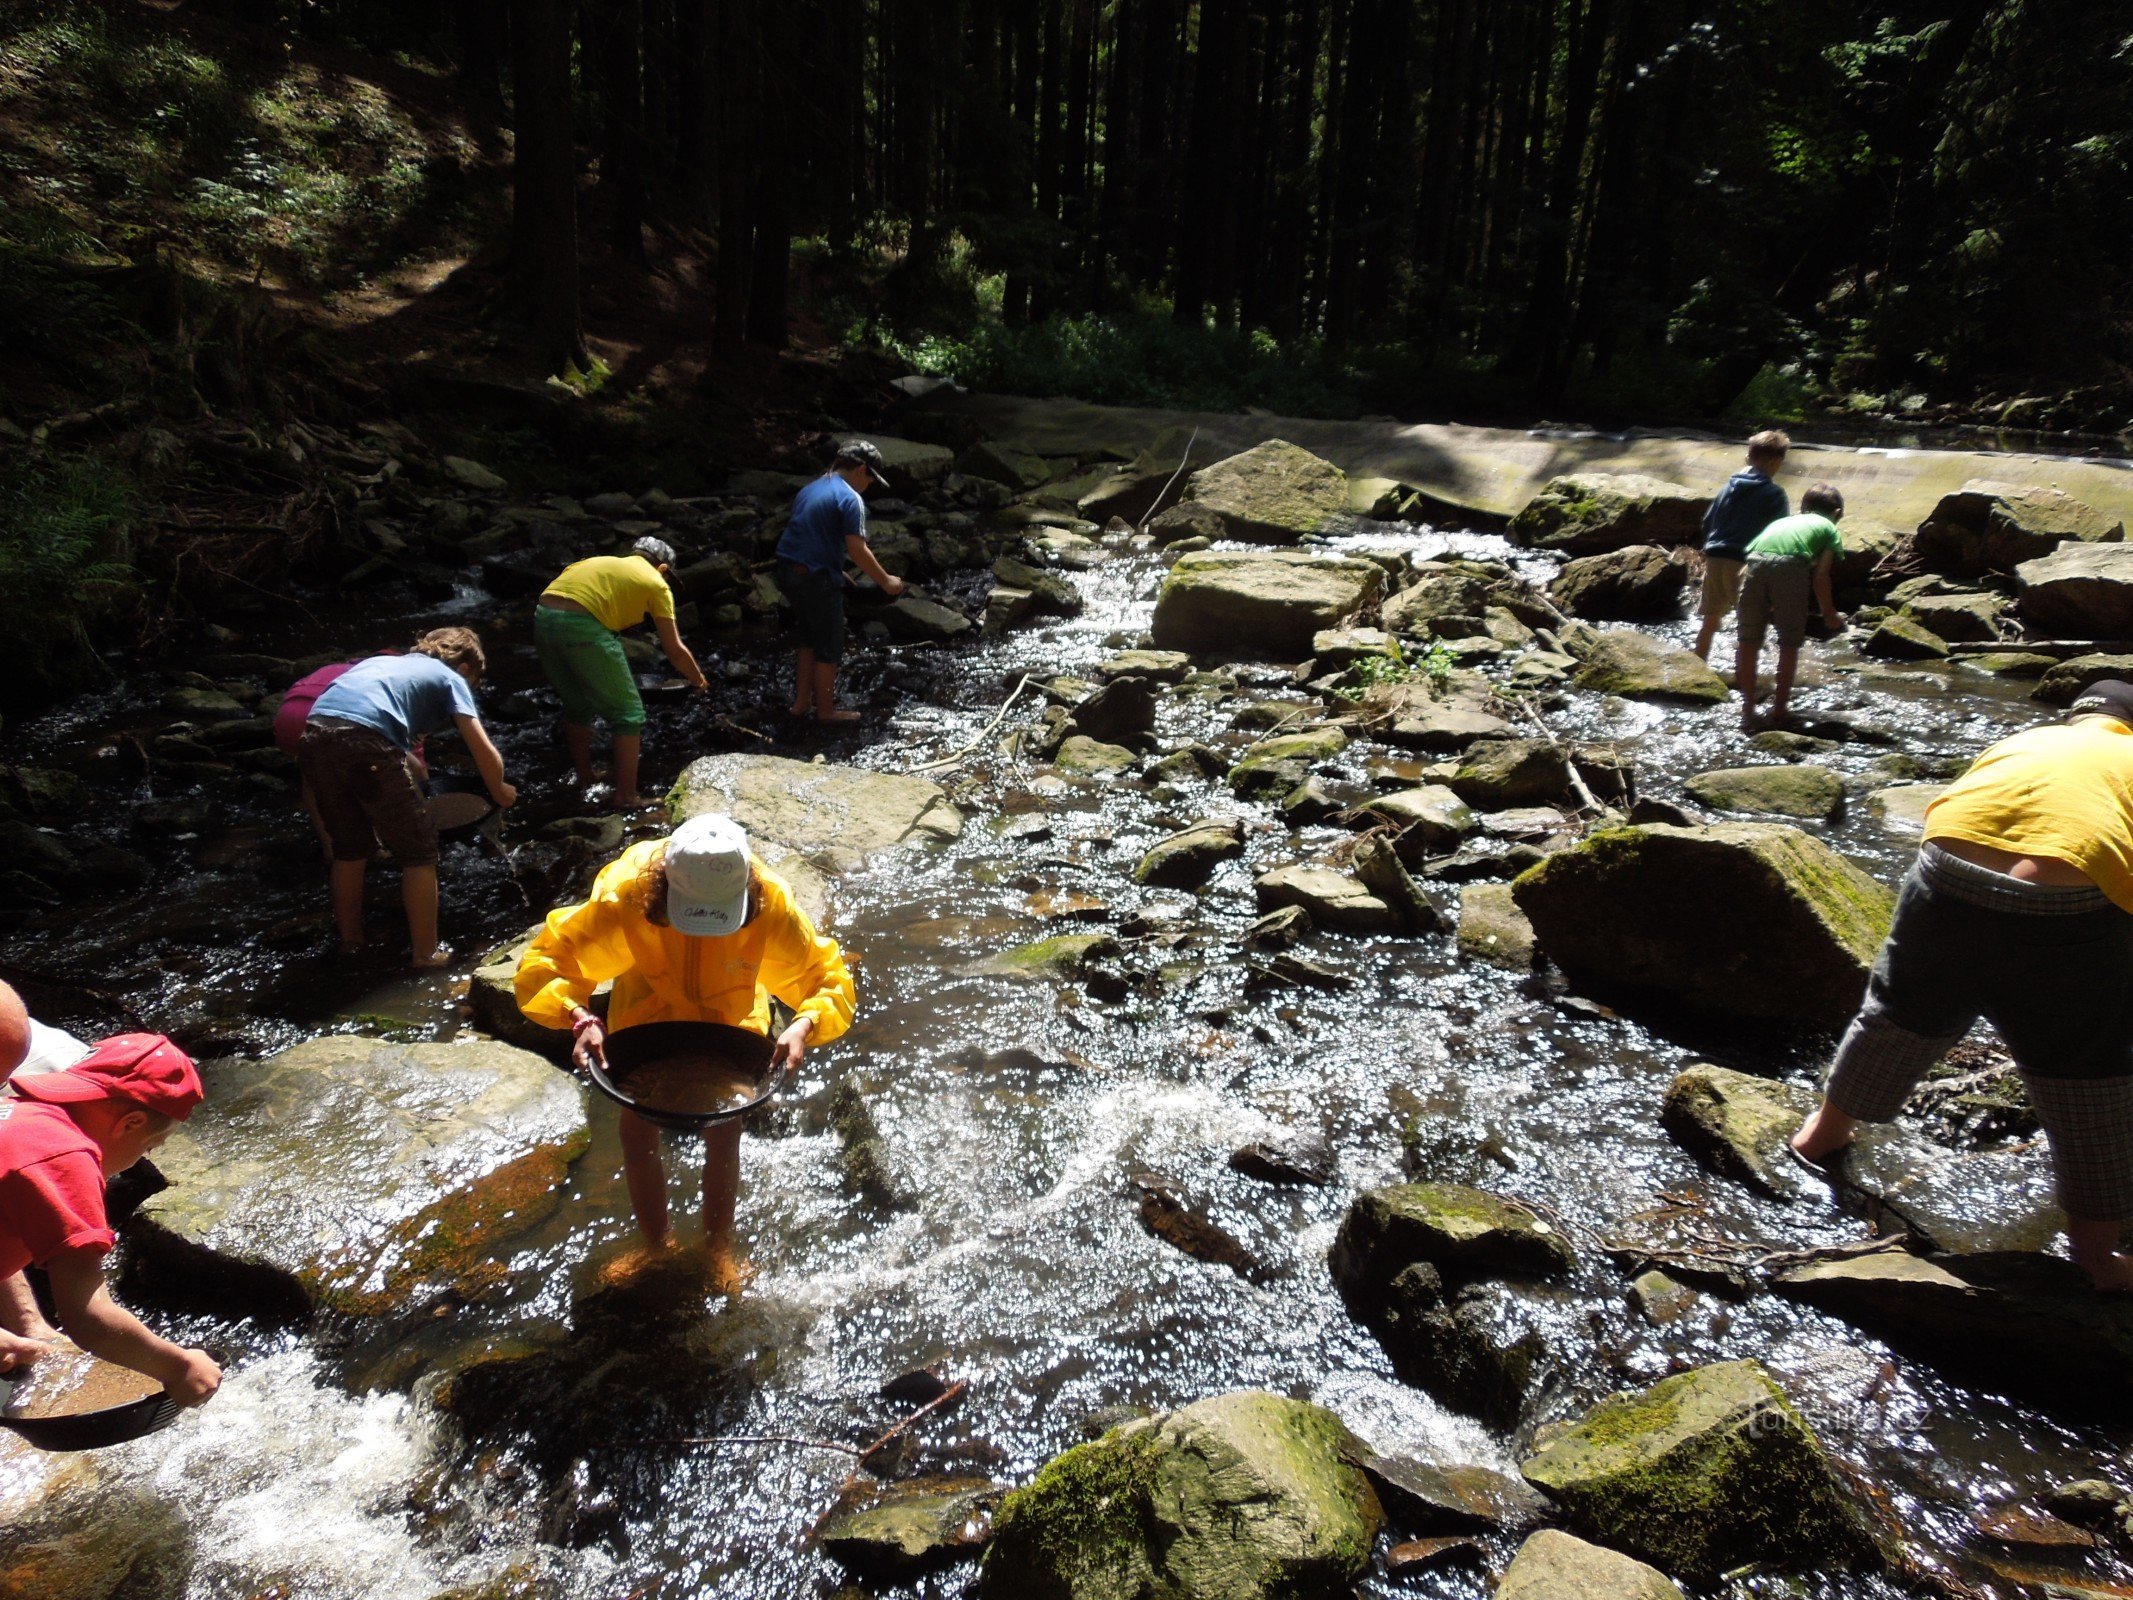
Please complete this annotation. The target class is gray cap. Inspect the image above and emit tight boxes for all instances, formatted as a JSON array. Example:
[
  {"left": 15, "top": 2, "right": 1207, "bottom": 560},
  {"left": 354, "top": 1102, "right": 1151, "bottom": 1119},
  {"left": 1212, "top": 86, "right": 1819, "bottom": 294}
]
[
  {"left": 632, "top": 535, "right": 678, "bottom": 568},
  {"left": 832, "top": 439, "right": 892, "bottom": 489}
]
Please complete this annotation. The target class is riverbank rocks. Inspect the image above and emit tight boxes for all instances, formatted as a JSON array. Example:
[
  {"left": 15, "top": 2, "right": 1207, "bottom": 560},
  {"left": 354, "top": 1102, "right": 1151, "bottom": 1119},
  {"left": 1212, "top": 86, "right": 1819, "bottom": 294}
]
[
  {"left": 1511, "top": 823, "right": 1892, "bottom": 1029},
  {"left": 818, "top": 1477, "right": 1001, "bottom": 1580},
  {"left": 1332, "top": 1183, "right": 1572, "bottom": 1427},
  {"left": 1152, "top": 550, "right": 1384, "bottom": 658},
  {"left": 1661, "top": 1066, "right": 1818, "bottom": 1200},
  {"left": 1509, "top": 474, "right": 1706, "bottom": 555},
  {"left": 670, "top": 753, "right": 962, "bottom": 872},
  {"left": 1255, "top": 865, "right": 1399, "bottom": 933},
  {"left": 1497, "top": 1530, "right": 1685, "bottom": 1600},
  {"left": 979, "top": 1391, "right": 1382, "bottom": 1600},
  {"left": 123, "top": 1038, "right": 589, "bottom": 1323},
  {"left": 1566, "top": 628, "right": 1728, "bottom": 704},
  {"left": 1774, "top": 1247, "right": 2133, "bottom": 1416},
  {"left": 1229, "top": 726, "right": 1348, "bottom": 797},
  {"left": 1916, "top": 480, "right": 2124, "bottom": 576},
  {"left": 1165, "top": 438, "right": 1350, "bottom": 543},
  {"left": 1519, "top": 1360, "right": 1887, "bottom": 1581},
  {"left": 1550, "top": 545, "right": 1688, "bottom": 621},
  {"left": 1446, "top": 739, "right": 1574, "bottom": 809},
  {"left": 2017, "top": 544, "right": 2133, "bottom": 637},
  {"left": 1683, "top": 765, "right": 1845, "bottom": 822},
  {"left": 869, "top": 435, "right": 957, "bottom": 484},
  {"left": 1136, "top": 819, "right": 1245, "bottom": 888}
]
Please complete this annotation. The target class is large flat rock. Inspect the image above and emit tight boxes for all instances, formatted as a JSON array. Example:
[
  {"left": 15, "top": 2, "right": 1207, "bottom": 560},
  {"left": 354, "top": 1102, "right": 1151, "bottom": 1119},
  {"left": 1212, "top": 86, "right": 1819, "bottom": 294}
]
[
  {"left": 1151, "top": 549, "right": 1384, "bottom": 659},
  {"left": 123, "top": 1038, "right": 589, "bottom": 1322},
  {"left": 2016, "top": 544, "right": 2133, "bottom": 638},
  {"left": 670, "top": 753, "right": 963, "bottom": 874}
]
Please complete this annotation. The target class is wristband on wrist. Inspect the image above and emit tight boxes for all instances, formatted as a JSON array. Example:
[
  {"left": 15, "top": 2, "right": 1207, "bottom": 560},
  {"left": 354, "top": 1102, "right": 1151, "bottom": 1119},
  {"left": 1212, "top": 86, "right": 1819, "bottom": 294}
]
[{"left": 571, "top": 1013, "right": 602, "bottom": 1035}]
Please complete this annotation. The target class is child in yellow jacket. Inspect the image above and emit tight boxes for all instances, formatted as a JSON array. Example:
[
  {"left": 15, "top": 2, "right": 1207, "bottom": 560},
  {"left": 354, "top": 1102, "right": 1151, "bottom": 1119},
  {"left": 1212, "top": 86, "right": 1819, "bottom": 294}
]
[{"left": 516, "top": 814, "right": 854, "bottom": 1294}]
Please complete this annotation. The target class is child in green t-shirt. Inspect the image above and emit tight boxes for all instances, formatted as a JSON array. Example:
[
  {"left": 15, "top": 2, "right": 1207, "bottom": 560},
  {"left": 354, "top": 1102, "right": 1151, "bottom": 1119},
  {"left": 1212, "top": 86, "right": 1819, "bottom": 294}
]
[{"left": 1735, "top": 483, "right": 1846, "bottom": 732}]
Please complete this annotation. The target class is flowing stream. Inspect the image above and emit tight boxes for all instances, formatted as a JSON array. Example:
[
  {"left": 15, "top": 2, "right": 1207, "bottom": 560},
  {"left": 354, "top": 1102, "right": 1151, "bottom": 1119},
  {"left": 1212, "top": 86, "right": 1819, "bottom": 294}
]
[{"left": 1, "top": 485, "right": 2126, "bottom": 1599}]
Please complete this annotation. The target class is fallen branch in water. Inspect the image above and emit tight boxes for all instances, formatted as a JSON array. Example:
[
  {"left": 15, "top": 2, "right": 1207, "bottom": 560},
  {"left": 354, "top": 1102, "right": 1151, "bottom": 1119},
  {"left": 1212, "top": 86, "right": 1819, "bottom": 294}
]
[
  {"left": 1136, "top": 426, "right": 1199, "bottom": 536},
  {"left": 906, "top": 675, "right": 1037, "bottom": 773},
  {"left": 607, "top": 1432, "right": 866, "bottom": 1455},
  {"left": 1504, "top": 693, "right": 1609, "bottom": 819},
  {"left": 855, "top": 1377, "right": 968, "bottom": 1469}
]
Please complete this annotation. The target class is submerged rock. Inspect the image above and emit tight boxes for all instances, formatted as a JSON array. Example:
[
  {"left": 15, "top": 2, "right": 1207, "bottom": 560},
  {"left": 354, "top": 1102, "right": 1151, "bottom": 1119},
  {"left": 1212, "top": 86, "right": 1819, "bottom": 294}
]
[
  {"left": 1496, "top": 1529, "right": 1685, "bottom": 1600},
  {"left": 1519, "top": 1359, "right": 1888, "bottom": 1581},
  {"left": 1135, "top": 819, "right": 1245, "bottom": 889},
  {"left": 1549, "top": 545, "right": 1688, "bottom": 621},
  {"left": 1774, "top": 1247, "right": 2133, "bottom": 1416},
  {"left": 670, "top": 753, "right": 962, "bottom": 872},
  {"left": 1151, "top": 550, "right": 1384, "bottom": 658},
  {"left": 980, "top": 1391, "right": 1382, "bottom": 1600},
  {"left": 1173, "top": 438, "right": 1350, "bottom": 543},
  {"left": 1511, "top": 823, "right": 1893, "bottom": 1030},
  {"left": 124, "top": 1038, "right": 589, "bottom": 1322},
  {"left": 980, "top": 932, "right": 1121, "bottom": 981},
  {"left": 1131, "top": 1173, "right": 1267, "bottom": 1281},
  {"left": 1255, "top": 865, "right": 1400, "bottom": 934},
  {"left": 1229, "top": 1128, "right": 1337, "bottom": 1186},
  {"left": 1509, "top": 474, "right": 1706, "bottom": 555},
  {"left": 818, "top": 1476, "right": 1001, "bottom": 1580},
  {"left": 1354, "top": 1451, "right": 1553, "bottom": 1536},
  {"left": 1566, "top": 628, "right": 1728, "bottom": 704},
  {"left": 2017, "top": 544, "right": 2133, "bottom": 637},
  {"left": 1660, "top": 1065, "right": 1818, "bottom": 1201},
  {"left": 1683, "top": 764, "right": 1845, "bottom": 822}
]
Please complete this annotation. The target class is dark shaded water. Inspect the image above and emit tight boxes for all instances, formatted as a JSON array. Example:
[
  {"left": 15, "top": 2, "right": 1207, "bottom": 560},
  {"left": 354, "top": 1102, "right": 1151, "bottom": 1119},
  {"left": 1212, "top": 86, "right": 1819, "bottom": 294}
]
[{"left": 0, "top": 510, "right": 2122, "bottom": 1600}]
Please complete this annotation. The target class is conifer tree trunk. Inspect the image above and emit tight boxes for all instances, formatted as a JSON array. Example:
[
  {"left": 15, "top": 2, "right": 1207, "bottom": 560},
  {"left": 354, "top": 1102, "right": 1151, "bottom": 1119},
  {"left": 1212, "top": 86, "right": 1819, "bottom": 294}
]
[
  {"left": 509, "top": 0, "right": 588, "bottom": 375},
  {"left": 713, "top": 0, "right": 758, "bottom": 356}
]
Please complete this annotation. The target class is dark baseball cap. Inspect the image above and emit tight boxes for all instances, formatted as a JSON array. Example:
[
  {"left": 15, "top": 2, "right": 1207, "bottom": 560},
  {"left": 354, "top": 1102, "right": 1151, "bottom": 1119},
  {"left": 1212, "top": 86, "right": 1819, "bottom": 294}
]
[
  {"left": 2069, "top": 679, "right": 2133, "bottom": 725},
  {"left": 832, "top": 439, "right": 892, "bottom": 489}
]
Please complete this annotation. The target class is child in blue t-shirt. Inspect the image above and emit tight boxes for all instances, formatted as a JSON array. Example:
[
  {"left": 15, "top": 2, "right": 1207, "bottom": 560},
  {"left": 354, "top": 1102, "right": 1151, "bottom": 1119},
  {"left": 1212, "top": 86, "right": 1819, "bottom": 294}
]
[{"left": 772, "top": 441, "right": 907, "bottom": 723}]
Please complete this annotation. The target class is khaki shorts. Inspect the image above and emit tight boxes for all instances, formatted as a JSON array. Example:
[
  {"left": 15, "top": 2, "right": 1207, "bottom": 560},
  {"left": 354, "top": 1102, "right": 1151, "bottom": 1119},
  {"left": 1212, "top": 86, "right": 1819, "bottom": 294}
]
[
  {"left": 298, "top": 719, "right": 437, "bottom": 866},
  {"left": 1736, "top": 555, "right": 1814, "bottom": 653},
  {"left": 1698, "top": 555, "right": 1745, "bottom": 619}
]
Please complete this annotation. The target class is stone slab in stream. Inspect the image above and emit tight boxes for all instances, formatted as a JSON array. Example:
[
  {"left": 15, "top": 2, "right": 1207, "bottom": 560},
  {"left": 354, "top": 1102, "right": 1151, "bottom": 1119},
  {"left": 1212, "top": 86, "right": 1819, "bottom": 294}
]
[
  {"left": 122, "top": 1037, "right": 589, "bottom": 1322},
  {"left": 1150, "top": 549, "right": 1384, "bottom": 659},
  {"left": 1495, "top": 1529, "right": 1686, "bottom": 1600},
  {"left": 669, "top": 753, "right": 963, "bottom": 874},
  {"left": 1519, "top": 1359, "right": 1892, "bottom": 1581},
  {"left": 1511, "top": 822, "right": 1893, "bottom": 1030},
  {"left": 1866, "top": 782, "right": 1947, "bottom": 835},
  {"left": 1775, "top": 1246, "right": 2133, "bottom": 1417},
  {"left": 901, "top": 387, "right": 2133, "bottom": 533},
  {"left": 817, "top": 1476, "right": 1002, "bottom": 1581},
  {"left": 979, "top": 1390, "right": 1382, "bottom": 1600},
  {"left": 1162, "top": 438, "right": 1351, "bottom": 543}
]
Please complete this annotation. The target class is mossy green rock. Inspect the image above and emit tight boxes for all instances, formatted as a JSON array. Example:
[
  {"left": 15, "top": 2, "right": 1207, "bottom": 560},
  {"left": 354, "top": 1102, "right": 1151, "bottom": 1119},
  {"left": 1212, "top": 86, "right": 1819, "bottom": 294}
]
[
  {"left": 981, "top": 932, "right": 1122, "bottom": 980},
  {"left": 125, "top": 1038, "right": 590, "bottom": 1322},
  {"left": 1447, "top": 739, "right": 1574, "bottom": 809},
  {"left": 1135, "top": 820, "right": 1245, "bottom": 889},
  {"left": 1496, "top": 1530, "right": 1685, "bottom": 1600},
  {"left": 1683, "top": 765, "right": 1844, "bottom": 822},
  {"left": 1457, "top": 882, "right": 1536, "bottom": 970},
  {"left": 1519, "top": 1359, "right": 1887, "bottom": 1581},
  {"left": 1178, "top": 438, "right": 1351, "bottom": 543},
  {"left": 2031, "top": 652, "right": 2133, "bottom": 706},
  {"left": 818, "top": 1476, "right": 1001, "bottom": 1580},
  {"left": 1152, "top": 551, "right": 1383, "bottom": 659},
  {"left": 1567, "top": 629, "right": 1728, "bottom": 704},
  {"left": 1660, "top": 1065, "right": 1819, "bottom": 1201},
  {"left": 1508, "top": 473, "right": 1706, "bottom": 555},
  {"left": 979, "top": 1391, "right": 1383, "bottom": 1600},
  {"left": 1511, "top": 823, "right": 1893, "bottom": 1029},
  {"left": 1228, "top": 727, "right": 1348, "bottom": 796},
  {"left": 1331, "top": 1182, "right": 1577, "bottom": 1292},
  {"left": 1057, "top": 735, "right": 1138, "bottom": 775},
  {"left": 1861, "top": 615, "right": 1950, "bottom": 661}
]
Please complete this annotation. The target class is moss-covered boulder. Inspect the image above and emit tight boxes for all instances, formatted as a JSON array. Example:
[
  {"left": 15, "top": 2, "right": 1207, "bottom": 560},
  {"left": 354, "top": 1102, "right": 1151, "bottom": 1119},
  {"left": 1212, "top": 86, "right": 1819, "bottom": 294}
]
[
  {"left": 1660, "top": 1065, "right": 1820, "bottom": 1201},
  {"left": 1496, "top": 1530, "right": 1685, "bottom": 1600},
  {"left": 1549, "top": 545, "right": 1688, "bottom": 621},
  {"left": 818, "top": 1476, "right": 1001, "bottom": 1580},
  {"left": 1229, "top": 727, "right": 1348, "bottom": 797},
  {"left": 1861, "top": 615, "right": 1951, "bottom": 660},
  {"left": 980, "top": 932, "right": 1122, "bottom": 980},
  {"left": 1519, "top": 1360, "right": 1889, "bottom": 1581},
  {"left": 1683, "top": 765, "right": 1845, "bottom": 822},
  {"left": 1901, "top": 591, "right": 2005, "bottom": 643},
  {"left": 1135, "top": 820, "right": 1245, "bottom": 889},
  {"left": 2031, "top": 651, "right": 2133, "bottom": 706},
  {"left": 1511, "top": 823, "right": 1893, "bottom": 1029},
  {"left": 1508, "top": 474, "right": 1707, "bottom": 555},
  {"left": 124, "top": 1038, "right": 589, "bottom": 1323},
  {"left": 2017, "top": 544, "right": 2133, "bottom": 638},
  {"left": 1152, "top": 550, "right": 1384, "bottom": 659},
  {"left": 1332, "top": 1183, "right": 1578, "bottom": 1292},
  {"left": 1254, "top": 866, "right": 1400, "bottom": 934},
  {"left": 1446, "top": 739, "right": 1575, "bottom": 809},
  {"left": 1173, "top": 439, "right": 1351, "bottom": 543},
  {"left": 1057, "top": 735, "right": 1138, "bottom": 776},
  {"left": 979, "top": 1391, "right": 1382, "bottom": 1600},
  {"left": 1916, "top": 480, "right": 2124, "bottom": 576},
  {"left": 1566, "top": 629, "right": 1728, "bottom": 704}
]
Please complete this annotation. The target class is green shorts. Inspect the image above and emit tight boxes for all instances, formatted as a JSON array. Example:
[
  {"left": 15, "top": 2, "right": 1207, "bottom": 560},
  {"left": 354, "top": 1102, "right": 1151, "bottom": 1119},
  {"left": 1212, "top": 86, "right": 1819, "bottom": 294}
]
[{"left": 535, "top": 605, "right": 645, "bottom": 734}]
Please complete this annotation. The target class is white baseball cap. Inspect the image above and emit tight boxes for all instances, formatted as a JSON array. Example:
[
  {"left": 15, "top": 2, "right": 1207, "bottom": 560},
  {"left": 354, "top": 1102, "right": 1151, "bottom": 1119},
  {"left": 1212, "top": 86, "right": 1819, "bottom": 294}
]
[{"left": 666, "top": 813, "right": 751, "bottom": 936}]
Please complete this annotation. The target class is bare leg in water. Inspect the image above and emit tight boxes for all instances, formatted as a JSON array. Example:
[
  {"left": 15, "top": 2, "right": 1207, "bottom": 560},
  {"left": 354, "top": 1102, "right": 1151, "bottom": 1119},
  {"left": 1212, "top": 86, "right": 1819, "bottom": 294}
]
[
  {"left": 701, "top": 1120, "right": 751, "bottom": 1294},
  {"left": 618, "top": 1108, "right": 671, "bottom": 1245}
]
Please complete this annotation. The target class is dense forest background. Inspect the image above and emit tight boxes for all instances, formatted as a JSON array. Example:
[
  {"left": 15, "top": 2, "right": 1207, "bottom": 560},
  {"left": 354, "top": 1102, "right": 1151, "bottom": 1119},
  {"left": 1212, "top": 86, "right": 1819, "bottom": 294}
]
[{"left": 1, "top": 0, "right": 2129, "bottom": 701}]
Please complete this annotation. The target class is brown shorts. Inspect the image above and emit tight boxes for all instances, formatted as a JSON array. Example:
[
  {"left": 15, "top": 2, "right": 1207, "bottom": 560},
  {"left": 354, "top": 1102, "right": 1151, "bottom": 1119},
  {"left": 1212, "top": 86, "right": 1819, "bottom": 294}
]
[
  {"left": 1698, "top": 555, "right": 1745, "bottom": 619},
  {"left": 298, "top": 719, "right": 437, "bottom": 866}
]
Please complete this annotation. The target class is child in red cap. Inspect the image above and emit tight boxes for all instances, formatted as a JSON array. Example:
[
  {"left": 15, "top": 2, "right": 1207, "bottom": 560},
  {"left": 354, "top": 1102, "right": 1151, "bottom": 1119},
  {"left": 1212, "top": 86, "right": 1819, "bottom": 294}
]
[{"left": 0, "top": 1033, "right": 221, "bottom": 1402}]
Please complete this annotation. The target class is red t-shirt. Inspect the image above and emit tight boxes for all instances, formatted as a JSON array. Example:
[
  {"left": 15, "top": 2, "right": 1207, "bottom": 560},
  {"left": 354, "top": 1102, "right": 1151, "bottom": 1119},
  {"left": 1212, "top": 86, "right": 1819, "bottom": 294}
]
[{"left": 0, "top": 1099, "right": 112, "bottom": 1278}]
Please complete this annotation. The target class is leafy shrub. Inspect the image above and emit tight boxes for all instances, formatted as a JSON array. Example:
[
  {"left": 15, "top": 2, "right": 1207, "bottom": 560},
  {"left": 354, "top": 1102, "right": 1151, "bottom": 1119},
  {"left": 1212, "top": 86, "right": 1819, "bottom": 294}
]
[{"left": 0, "top": 452, "right": 138, "bottom": 705}]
